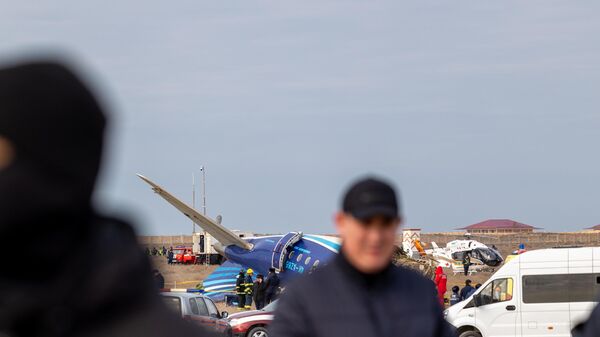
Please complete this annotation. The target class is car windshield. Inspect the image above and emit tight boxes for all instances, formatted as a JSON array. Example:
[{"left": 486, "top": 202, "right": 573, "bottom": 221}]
[{"left": 262, "top": 300, "right": 278, "bottom": 312}]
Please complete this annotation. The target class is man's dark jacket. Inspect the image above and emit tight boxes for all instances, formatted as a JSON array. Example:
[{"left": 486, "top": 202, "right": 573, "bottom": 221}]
[
  {"left": 264, "top": 272, "right": 280, "bottom": 297},
  {"left": 154, "top": 272, "right": 165, "bottom": 290},
  {"left": 270, "top": 252, "right": 455, "bottom": 337},
  {"left": 583, "top": 301, "right": 600, "bottom": 337},
  {"left": 460, "top": 285, "right": 474, "bottom": 301},
  {"left": 253, "top": 281, "right": 266, "bottom": 304}
]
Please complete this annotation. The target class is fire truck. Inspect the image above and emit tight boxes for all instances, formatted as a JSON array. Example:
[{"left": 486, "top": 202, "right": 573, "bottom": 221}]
[{"left": 173, "top": 247, "right": 196, "bottom": 264}]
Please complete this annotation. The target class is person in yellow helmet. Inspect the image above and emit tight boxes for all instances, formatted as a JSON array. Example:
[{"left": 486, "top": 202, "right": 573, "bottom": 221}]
[{"left": 244, "top": 269, "right": 254, "bottom": 310}]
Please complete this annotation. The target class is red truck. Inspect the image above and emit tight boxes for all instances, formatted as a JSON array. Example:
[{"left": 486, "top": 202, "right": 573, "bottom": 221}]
[{"left": 173, "top": 247, "right": 196, "bottom": 264}]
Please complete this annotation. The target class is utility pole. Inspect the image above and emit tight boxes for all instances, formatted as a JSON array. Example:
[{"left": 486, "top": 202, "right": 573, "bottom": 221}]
[
  {"left": 192, "top": 173, "right": 196, "bottom": 233},
  {"left": 201, "top": 166, "right": 207, "bottom": 216}
]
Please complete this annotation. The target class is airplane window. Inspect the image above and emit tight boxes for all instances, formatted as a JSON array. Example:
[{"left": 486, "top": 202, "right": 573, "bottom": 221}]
[
  {"left": 313, "top": 260, "right": 320, "bottom": 268},
  {"left": 296, "top": 253, "right": 303, "bottom": 263},
  {"left": 305, "top": 256, "right": 311, "bottom": 265},
  {"left": 289, "top": 251, "right": 294, "bottom": 259}
]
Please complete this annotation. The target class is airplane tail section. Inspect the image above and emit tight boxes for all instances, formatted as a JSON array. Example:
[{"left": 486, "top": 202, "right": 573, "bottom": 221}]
[
  {"left": 137, "top": 174, "right": 252, "bottom": 250},
  {"left": 203, "top": 260, "right": 248, "bottom": 301}
]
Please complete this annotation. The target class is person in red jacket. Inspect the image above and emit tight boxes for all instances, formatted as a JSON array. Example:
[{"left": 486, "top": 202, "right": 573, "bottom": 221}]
[{"left": 434, "top": 266, "right": 447, "bottom": 306}]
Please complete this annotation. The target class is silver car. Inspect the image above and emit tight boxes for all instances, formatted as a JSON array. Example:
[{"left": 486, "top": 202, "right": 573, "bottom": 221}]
[{"left": 160, "top": 292, "right": 232, "bottom": 336}]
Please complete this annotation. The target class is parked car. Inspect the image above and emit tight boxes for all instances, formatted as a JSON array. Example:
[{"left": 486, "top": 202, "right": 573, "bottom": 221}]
[
  {"left": 445, "top": 247, "right": 600, "bottom": 337},
  {"left": 227, "top": 300, "right": 278, "bottom": 337},
  {"left": 160, "top": 292, "right": 232, "bottom": 336}
]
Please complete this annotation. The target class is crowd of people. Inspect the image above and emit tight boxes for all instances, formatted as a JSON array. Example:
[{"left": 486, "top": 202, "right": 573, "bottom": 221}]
[
  {"left": 434, "top": 263, "right": 486, "bottom": 308},
  {"left": 235, "top": 267, "right": 280, "bottom": 310},
  {"left": 146, "top": 246, "right": 169, "bottom": 257},
  {"left": 146, "top": 246, "right": 176, "bottom": 264}
]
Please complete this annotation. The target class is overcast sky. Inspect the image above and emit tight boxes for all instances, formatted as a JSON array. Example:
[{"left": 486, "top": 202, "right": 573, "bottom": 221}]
[{"left": 1, "top": 1, "right": 599, "bottom": 235}]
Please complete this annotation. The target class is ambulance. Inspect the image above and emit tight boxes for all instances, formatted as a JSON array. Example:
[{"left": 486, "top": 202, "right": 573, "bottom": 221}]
[{"left": 445, "top": 247, "right": 600, "bottom": 337}]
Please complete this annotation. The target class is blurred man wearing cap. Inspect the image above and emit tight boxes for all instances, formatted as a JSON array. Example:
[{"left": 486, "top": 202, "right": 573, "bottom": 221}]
[{"left": 270, "top": 177, "right": 454, "bottom": 337}]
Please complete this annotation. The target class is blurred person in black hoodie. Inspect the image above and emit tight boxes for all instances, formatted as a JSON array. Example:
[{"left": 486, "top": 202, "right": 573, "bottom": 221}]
[{"left": 0, "top": 59, "right": 217, "bottom": 337}]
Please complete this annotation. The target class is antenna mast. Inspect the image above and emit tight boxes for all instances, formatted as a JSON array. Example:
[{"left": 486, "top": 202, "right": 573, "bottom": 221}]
[
  {"left": 192, "top": 173, "right": 196, "bottom": 233},
  {"left": 201, "top": 166, "right": 207, "bottom": 216}
]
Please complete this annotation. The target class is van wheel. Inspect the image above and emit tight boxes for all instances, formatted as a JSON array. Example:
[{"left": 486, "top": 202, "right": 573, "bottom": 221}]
[
  {"left": 247, "top": 326, "right": 268, "bottom": 337},
  {"left": 459, "top": 330, "right": 481, "bottom": 337}
]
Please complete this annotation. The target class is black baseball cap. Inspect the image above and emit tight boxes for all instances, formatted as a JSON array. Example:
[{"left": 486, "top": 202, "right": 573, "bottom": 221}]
[{"left": 342, "top": 177, "right": 401, "bottom": 221}]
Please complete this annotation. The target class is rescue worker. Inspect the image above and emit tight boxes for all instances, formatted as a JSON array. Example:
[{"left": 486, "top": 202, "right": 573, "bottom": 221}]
[
  {"left": 460, "top": 279, "right": 474, "bottom": 301},
  {"left": 270, "top": 177, "right": 454, "bottom": 337},
  {"left": 167, "top": 248, "right": 174, "bottom": 265},
  {"left": 253, "top": 274, "right": 266, "bottom": 310},
  {"left": 434, "top": 266, "right": 447, "bottom": 306},
  {"left": 264, "top": 267, "right": 280, "bottom": 304},
  {"left": 462, "top": 253, "right": 471, "bottom": 276},
  {"left": 235, "top": 269, "right": 246, "bottom": 309},
  {"left": 0, "top": 60, "right": 217, "bottom": 336},
  {"left": 449, "top": 286, "right": 461, "bottom": 306},
  {"left": 244, "top": 268, "right": 254, "bottom": 310}
]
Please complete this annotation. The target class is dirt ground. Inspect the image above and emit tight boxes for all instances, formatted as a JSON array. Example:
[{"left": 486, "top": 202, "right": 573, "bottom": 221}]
[
  {"left": 150, "top": 255, "right": 495, "bottom": 312},
  {"left": 150, "top": 256, "right": 250, "bottom": 313},
  {"left": 446, "top": 270, "right": 494, "bottom": 301},
  {"left": 150, "top": 255, "right": 218, "bottom": 289}
]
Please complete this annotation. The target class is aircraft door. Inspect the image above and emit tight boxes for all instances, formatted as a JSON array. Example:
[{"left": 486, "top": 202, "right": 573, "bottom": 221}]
[
  {"left": 474, "top": 278, "right": 518, "bottom": 337},
  {"left": 271, "top": 232, "right": 303, "bottom": 272}
]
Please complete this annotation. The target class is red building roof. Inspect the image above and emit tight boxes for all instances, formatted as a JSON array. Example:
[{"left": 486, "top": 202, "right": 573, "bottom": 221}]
[
  {"left": 586, "top": 224, "right": 600, "bottom": 231},
  {"left": 457, "top": 219, "right": 541, "bottom": 230}
]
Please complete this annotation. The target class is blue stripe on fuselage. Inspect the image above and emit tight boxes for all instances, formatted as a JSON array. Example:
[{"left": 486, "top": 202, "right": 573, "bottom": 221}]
[
  {"left": 205, "top": 272, "right": 238, "bottom": 280},
  {"left": 304, "top": 235, "right": 341, "bottom": 252},
  {"left": 204, "top": 279, "right": 238, "bottom": 286}
]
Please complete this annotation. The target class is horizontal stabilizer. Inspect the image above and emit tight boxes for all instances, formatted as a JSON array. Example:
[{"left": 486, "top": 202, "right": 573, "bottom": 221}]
[
  {"left": 137, "top": 174, "right": 252, "bottom": 250},
  {"left": 203, "top": 260, "right": 248, "bottom": 301}
]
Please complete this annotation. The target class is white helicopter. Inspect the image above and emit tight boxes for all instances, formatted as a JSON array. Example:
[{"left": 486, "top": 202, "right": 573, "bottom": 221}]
[{"left": 404, "top": 233, "right": 503, "bottom": 275}]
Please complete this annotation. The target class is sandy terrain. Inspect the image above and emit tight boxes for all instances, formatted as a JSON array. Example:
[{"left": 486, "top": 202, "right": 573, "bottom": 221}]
[{"left": 150, "top": 254, "right": 494, "bottom": 312}]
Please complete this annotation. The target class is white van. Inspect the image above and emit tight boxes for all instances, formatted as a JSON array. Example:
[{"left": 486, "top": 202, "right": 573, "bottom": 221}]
[{"left": 445, "top": 247, "right": 600, "bottom": 337}]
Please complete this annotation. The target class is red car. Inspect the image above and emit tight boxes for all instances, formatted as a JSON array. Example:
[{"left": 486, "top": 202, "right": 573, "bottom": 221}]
[{"left": 227, "top": 300, "right": 277, "bottom": 337}]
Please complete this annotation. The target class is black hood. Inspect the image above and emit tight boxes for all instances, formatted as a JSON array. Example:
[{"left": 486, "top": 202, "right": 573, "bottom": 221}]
[{"left": 0, "top": 61, "right": 106, "bottom": 280}]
